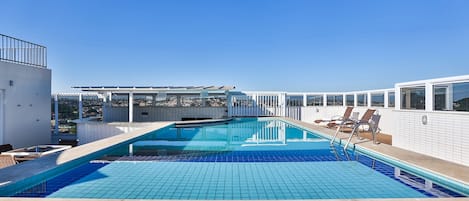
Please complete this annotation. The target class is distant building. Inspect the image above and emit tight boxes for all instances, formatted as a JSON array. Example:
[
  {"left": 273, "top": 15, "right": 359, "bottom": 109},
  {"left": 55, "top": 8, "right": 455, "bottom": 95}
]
[{"left": 0, "top": 34, "right": 51, "bottom": 148}]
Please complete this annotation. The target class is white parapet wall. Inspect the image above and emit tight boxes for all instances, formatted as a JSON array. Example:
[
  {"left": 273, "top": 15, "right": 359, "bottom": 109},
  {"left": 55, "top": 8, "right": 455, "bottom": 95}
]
[
  {"left": 0, "top": 61, "right": 51, "bottom": 148},
  {"left": 392, "top": 75, "right": 469, "bottom": 166},
  {"left": 76, "top": 121, "right": 161, "bottom": 144},
  {"left": 394, "top": 110, "right": 469, "bottom": 166},
  {"left": 103, "top": 106, "right": 227, "bottom": 122}
]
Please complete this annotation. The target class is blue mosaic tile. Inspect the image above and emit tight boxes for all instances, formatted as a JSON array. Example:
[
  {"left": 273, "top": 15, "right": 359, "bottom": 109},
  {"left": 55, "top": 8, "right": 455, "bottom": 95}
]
[
  {"left": 13, "top": 163, "right": 108, "bottom": 197},
  {"left": 45, "top": 162, "right": 428, "bottom": 200}
]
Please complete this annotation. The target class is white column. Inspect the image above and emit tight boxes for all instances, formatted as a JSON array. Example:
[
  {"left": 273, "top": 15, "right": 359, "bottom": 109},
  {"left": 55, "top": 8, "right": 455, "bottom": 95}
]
[
  {"left": 323, "top": 94, "right": 327, "bottom": 107},
  {"left": 367, "top": 92, "right": 372, "bottom": 107},
  {"left": 342, "top": 94, "right": 346, "bottom": 106},
  {"left": 425, "top": 83, "right": 433, "bottom": 112},
  {"left": 354, "top": 94, "right": 358, "bottom": 107},
  {"left": 395, "top": 86, "right": 401, "bottom": 110},
  {"left": 280, "top": 93, "right": 286, "bottom": 116},
  {"left": 54, "top": 94, "right": 59, "bottom": 135},
  {"left": 303, "top": 94, "right": 307, "bottom": 107},
  {"left": 252, "top": 93, "right": 258, "bottom": 117},
  {"left": 128, "top": 92, "right": 134, "bottom": 122},
  {"left": 384, "top": 91, "right": 389, "bottom": 108},
  {"left": 78, "top": 94, "right": 83, "bottom": 121}
]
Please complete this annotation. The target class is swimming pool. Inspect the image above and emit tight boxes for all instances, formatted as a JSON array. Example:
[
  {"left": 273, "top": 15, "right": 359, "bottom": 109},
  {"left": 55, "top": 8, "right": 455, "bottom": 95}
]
[{"left": 5, "top": 118, "right": 468, "bottom": 199}]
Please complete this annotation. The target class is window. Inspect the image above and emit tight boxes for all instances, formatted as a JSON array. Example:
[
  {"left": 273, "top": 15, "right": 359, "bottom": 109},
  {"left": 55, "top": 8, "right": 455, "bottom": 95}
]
[
  {"left": 82, "top": 95, "right": 103, "bottom": 118},
  {"left": 388, "top": 92, "right": 395, "bottom": 108},
  {"left": 400, "top": 87, "right": 425, "bottom": 110},
  {"left": 57, "top": 95, "right": 79, "bottom": 134},
  {"left": 346, "top": 95, "right": 354, "bottom": 106},
  {"left": 286, "top": 96, "right": 303, "bottom": 106},
  {"left": 133, "top": 94, "right": 154, "bottom": 107},
  {"left": 327, "top": 95, "right": 343, "bottom": 106},
  {"left": 434, "top": 82, "right": 469, "bottom": 112},
  {"left": 181, "top": 95, "right": 202, "bottom": 107},
  {"left": 111, "top": 94, "right": 129, "bottom": 107},
  {"left": 357, "top": 94, "right": 367, "bottom": 106},
  {"left": 204, "top": 95, "right": 227, "bottom": 107},
  {"left": 434, "top": 86, "right": 447, "bottom": 111},
  {"left": 154, "top": 95, "right": 178, "bottom": 107},
  {"left": 307, "top": 95, "right": 323, "bottom": 106},
  {"left": 371, "top": 93, "right": 384, "bottom": 107}
]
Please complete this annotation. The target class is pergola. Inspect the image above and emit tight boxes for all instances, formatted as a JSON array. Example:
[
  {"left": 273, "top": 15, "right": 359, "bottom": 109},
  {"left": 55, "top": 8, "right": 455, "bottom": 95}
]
[{"left": 72, "top": 86, "right": 235, "bottom": 122}]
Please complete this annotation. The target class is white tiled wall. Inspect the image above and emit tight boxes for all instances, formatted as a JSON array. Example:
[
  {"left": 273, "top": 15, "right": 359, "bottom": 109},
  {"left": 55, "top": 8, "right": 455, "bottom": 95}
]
[{"left": 394, "top": 110, "right": 469, "bottom": 166}]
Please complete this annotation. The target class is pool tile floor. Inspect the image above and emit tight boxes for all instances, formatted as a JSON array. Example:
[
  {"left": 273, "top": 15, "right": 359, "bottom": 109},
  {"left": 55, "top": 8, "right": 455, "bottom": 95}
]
[{"left": 46, "top": 161, "right": 426, "bottom": 200}]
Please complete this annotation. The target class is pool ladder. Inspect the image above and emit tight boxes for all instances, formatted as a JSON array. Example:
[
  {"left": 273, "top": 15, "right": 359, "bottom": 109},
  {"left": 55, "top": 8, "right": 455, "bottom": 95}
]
[{"left": 330, "top": 114, "right": 381, "bottom": 151}]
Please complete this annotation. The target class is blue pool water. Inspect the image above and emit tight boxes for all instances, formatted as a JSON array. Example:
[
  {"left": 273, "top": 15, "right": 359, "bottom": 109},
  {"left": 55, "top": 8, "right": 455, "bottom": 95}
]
[{"left": 10, "top": 118, "right": 467, "bottom": 199}]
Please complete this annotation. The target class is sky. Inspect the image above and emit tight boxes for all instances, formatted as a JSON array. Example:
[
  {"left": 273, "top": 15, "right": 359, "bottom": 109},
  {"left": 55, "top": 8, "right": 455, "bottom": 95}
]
[{"left": 1, "top": 0, "right": 469, "bottom": 93}]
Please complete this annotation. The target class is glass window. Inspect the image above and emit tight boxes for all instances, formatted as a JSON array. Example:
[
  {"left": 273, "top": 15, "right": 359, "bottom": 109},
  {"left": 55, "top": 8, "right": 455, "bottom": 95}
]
[
  {"left": 286, "top": 96, "right": 303, "bottom": 106},
  {"left": 57, "top": 95, "right": 79, "bottom": 134},
  {"left": 388, "top": 92, "right": 395, "bottom": 108},
  {"left": 434, "top": 82, "right": 469, "bottom": 112},
  {"left": 154, "top": 95, "right": 178, "bottom": 107},
  {"left": 400, "top": 87, "right": 425, "bottom": 110},
  {"left": 357, "top": 94, "right": 368, "bottom": 106},
  {"left": 327, "top": 95, "right": 343, "bottom": 106},
  {"left": 181, "top": 95, "right": 202, "bottom": 107},
  {"left": 133, "top": 94, "right": 154, "bottom": 107},
  {"left": 51, "top": 96, "right": 55, "bottom": 134},
  {"left": 204, "top": 95, "right": 227, "bottom": 107},
  {"left": 82, "top": 95, "right": 103, "bottom": 118},
  {"left": 346, "top": 95, "right": 354, "bottom": 106},
  {"left": 111, "top": 94, "right": 129, "bottom": 107},
  {"left": 371, "top": 93, "right": 384, "bottom": 107},
  {"left": 434, "top": 86, "right": 447, "bottom": 111},
  {"left": 307, "top": 95, "right": 323, "bottom": 106}
]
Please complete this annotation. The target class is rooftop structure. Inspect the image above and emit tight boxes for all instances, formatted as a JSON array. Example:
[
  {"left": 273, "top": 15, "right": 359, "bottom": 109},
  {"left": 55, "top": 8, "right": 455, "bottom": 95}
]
[
  {"left": 0, "top": 34, "right": 47, "bottom": 68},
  {"left": 0, "top": 34, "right": 51, "bottom": 148}
]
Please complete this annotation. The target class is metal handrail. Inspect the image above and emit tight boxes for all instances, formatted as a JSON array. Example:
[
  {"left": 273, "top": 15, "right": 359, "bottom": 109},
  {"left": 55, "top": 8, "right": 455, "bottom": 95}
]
[{"left": 0, "top": 34, "right": 47, "bottom": 68}]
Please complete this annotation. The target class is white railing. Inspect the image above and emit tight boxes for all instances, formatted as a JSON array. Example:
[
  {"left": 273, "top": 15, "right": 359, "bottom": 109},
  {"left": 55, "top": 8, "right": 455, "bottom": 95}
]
[{"left": 227, "top": 89, "right": 394, "bottom": 120}]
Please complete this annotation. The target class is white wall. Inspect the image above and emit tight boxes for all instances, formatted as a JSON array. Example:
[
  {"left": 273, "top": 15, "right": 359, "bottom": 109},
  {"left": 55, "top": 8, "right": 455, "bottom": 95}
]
[
  {"left": 103, "top": 106, "right": 226, "bottom": 122},
  {"left": 77, "top": 122, "right": 153, "bottom": 144},
  {"left": 301, "top": 106, "right": 396, "bottom": 135},
  {"left": 394, "top": 110, "right": 469, "bottom": 166},
  {"left": 0, "top": 61, "right": 51, "bottom": 148}
]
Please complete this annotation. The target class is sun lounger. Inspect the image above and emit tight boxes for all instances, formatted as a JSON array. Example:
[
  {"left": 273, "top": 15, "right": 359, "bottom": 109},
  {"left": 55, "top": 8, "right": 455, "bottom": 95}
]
[
  {"left": 0, "top": 155, "right": 17, "bottom": 169},
  {"left": 338, "top": 109, "right": 381, "bottom": 150},
  {"left": 314, "top": 107, "right": 354, "bottom": 127},
  {"left": 330, "top": 109, "right": 378, "bottom": 147}
]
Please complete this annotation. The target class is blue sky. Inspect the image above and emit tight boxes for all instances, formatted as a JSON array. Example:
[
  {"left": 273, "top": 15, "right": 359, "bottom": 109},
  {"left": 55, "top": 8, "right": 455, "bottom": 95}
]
[{"left": 2, "top": 0, "right": 469, "bottom": 93}]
